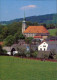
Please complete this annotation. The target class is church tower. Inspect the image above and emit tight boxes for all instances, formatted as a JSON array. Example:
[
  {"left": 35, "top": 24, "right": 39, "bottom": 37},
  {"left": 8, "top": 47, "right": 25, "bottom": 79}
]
[{"left": 22, "top": 11, "right": 27, "bottom": 34}]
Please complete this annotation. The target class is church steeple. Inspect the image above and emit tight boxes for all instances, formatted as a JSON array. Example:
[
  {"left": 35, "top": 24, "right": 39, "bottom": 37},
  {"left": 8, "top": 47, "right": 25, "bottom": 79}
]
[
  {"left": 24, "top": 10, "right": 25, "bottom": 20},
  {"left": 23, "top": 10, "right": 26, "bottom": 22},
  {"left": 22, "top": 11, "right": 27, "bottom": 34}
]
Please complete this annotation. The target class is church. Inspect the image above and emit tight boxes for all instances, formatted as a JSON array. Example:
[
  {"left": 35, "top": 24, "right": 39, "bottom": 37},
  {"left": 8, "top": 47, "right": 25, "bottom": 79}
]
[{"left": 22, "top": 16, "right": 49, "bottom": 40}]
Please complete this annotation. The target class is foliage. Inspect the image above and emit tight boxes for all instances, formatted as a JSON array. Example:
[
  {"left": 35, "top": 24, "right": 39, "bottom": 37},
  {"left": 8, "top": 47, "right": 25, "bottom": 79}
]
[
  {"left": 25, "top": 37, "right": 33, "bottom": 44},
  {"left": 17, "top": 46, "right": 26, "bottom": 56},
  {"left": 48, "top": 28, "right": 57, "bottom": 36},
  {"left": 0, "top": 34, "right": 3, "bottom": 41},
  {"left": 14, "top": 32, "right": 20, "bottom": 42},
  {"left": 25, "top": 37, "right": 33, "bottom": 53},
  {"left": 2, "top": 26, "right": 9, "bottom": 39},
  {"left": 25, "top": 51, "right": 30, "bottom": 57},
  {"left": 19, "top": 34, "right": 25, "bottom": 39},
  {"left": 0, "top": 45, "right": 4, "bottom": 55},
  {"left": 49, "top": 49, "right": 56, "bottom": 59},
  {"left": 3, "top": 35, "right": 15, "bottom": 46},
  {"left": 31, "top": 51, "right": 38, "bottom": 58}
]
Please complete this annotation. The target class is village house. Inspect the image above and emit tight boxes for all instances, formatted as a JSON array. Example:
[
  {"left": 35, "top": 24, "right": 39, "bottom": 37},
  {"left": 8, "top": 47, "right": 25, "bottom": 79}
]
[{"left": 38, "top": 41, "right": 57, "bottom": 53}]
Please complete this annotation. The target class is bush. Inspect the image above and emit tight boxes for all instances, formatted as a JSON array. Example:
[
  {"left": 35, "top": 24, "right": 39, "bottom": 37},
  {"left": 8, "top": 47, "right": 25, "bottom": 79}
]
[
  {"left": 31, "top": 51, "right": 38, "bottom": 58},
  {"left": 14, "top": 53, "right": 19, "bottom": 56},
  {"left": 44, "top": 54, "right": 49, "bottom": 59},
  {"left": 25, "top": 52, "right": 30, "bottom": 57},
  {"left": 49, "top": 49, "right": 56, "bottom": 59},
  {"left": 0, "top": 45, "right": 4, "bottom": 55},
  {"left": 17, "top": 46, "right": 26, "bottom": 57}
]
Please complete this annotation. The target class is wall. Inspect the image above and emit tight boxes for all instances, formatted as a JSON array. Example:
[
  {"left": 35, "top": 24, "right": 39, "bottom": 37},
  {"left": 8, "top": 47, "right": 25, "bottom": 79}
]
[
  {"left": 24, "top": 33, "right": 36, "bottom": 37},
  {"left": 37, "top": 51, "right": 50, "bottom": 59}
]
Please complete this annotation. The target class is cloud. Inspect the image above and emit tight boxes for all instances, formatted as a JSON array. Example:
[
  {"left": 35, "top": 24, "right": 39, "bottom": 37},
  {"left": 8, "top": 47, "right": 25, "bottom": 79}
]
[{"left": 20, "top": 5, "right": 36, "bottom": 10}]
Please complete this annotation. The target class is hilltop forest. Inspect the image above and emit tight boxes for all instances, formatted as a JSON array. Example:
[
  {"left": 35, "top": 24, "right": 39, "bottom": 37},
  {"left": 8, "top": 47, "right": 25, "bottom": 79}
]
[{"left": 0, "top": 13, "right": 57, "bottom": 25}]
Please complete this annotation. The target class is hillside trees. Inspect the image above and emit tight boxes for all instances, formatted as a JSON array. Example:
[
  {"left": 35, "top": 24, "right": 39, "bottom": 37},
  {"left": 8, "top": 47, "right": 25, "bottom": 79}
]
[
  {"left": 3, "top": 35, "right": 15, "bottom": 46},
  {"left": 8, "top": 22, "right": 22, "bottom": 35},
  {"left": 14, "top": 33, "right": 25, "bottom": 42},
  {"left": 2, "top": 26, "right": 9, "bottom": 39}
]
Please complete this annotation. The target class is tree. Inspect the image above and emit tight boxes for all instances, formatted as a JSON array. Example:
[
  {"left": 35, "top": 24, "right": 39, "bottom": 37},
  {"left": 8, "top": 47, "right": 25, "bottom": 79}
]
[
  {"left": 3, "top": 35, "right": 15, "bottom": 46},
  {"left": 8, "top": 22, "right": 22, "bottom": 36},
  {"left": 17, "top": 46, "right": 26, "bottom": 57},
  {"left": 14, "top": 32, "right": 20, "bottom": 43},
  {"left": 0, "top": 45, "right": 4, "bottom": 55},
  {"left": 0, "top": 34, "right": 3, "bottom": 41},
  {"left": 25, "top": 37, "right": 33, "bottom": 52},
  {"left": 25, "top": 37, "right": 33, "bottom": 44},
  {"left": 2, "top": 26, "right": 9, "bottom": 39},
  {"left": 14, "top": 33, "right": 25, "bottom": 43},
  {"left": 33, "top": 22, "right": 38, "bottom": 26},
  {"left": 19, "top": 34, "right": 25, "bottom": 39}
]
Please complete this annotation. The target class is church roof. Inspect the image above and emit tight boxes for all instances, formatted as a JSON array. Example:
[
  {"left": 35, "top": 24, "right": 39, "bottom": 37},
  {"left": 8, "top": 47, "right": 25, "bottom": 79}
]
[{"left": 24, "top": 26, "right": 49, "bottom": 33}]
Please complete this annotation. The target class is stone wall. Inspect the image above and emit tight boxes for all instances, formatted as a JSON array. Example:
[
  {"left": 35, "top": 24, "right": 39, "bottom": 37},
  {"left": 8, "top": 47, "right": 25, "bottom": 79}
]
[{"left": 37, "top": 51, "right": 50, "bottom": 59}]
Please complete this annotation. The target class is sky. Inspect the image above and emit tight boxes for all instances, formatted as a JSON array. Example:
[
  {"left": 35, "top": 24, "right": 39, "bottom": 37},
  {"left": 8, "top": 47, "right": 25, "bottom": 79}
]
[{"left": 0, "top": 0, "right": 57, "bottom": 21}]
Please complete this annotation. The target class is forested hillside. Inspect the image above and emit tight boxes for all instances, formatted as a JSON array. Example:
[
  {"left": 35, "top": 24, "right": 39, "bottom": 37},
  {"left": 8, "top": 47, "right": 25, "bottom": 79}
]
[{"left": 0, "top": 13, "right": 57, "bottom": 25}]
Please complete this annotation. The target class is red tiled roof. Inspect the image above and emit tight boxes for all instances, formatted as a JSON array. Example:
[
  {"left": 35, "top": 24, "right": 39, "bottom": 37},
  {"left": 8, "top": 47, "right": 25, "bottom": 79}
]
[{"left": 24, "top": 26, "right": 49, "bottom": 33}]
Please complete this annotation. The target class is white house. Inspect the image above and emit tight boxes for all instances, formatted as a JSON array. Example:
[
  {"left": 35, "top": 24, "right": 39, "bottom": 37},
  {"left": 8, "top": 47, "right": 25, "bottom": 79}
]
[
  {"left": 38, "top": 41, "right": 57, "bottom": 52},
  {"left": 38, "top": 42, "right": 48, "bottom": 51}
]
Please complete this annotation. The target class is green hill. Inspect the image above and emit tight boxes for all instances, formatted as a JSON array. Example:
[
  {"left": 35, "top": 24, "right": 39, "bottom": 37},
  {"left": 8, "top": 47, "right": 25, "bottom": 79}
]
[
  {"left": 48, "top": 28, "right": 57, "bottom": 36},
  {"left": 0, "top": 13, "right": 57, "bottom": 25}
]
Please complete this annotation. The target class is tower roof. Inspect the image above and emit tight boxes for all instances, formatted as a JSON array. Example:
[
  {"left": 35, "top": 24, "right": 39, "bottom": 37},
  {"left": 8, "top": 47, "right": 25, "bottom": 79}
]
[{"left": 23, "top": 10, "right": 26, "bottom": 22}]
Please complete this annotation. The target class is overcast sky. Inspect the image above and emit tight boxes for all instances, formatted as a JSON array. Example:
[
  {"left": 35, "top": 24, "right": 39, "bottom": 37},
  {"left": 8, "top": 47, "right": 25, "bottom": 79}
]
[{"left": 0, "top": 0, "right": 57, "bottom": 21}]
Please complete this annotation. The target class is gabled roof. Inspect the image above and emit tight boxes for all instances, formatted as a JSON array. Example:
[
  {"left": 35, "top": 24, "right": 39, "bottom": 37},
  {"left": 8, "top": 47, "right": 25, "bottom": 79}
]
[
  {"left": 24, "top": 26, "right": 49, "bottom": 33},
  {"left": 40, "top": 41, "right": 57, "bottom": 45}
]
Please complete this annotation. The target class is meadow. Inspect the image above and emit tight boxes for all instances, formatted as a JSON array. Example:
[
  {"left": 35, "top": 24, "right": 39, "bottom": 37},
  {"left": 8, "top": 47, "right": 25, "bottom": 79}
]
[
  {"left": 48, "top": 29, "right": 57, "bottom": 36},
  {"left": 0, "top": 56, "right": 57, "bottom": 80}
]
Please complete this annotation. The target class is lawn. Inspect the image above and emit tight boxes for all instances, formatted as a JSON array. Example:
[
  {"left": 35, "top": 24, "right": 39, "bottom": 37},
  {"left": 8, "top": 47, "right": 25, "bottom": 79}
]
[
  {"left": 0, "top": 56, "right": 57, "bottom": 80},
  {"left": 48, "top": 29, "right": 57, "bottom": 36}
]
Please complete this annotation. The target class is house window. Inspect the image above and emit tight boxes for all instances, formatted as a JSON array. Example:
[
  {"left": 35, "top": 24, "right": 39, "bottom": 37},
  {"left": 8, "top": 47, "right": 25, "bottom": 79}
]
[{"left": 43, "top": 45, "right": 46, "bottom": 47}]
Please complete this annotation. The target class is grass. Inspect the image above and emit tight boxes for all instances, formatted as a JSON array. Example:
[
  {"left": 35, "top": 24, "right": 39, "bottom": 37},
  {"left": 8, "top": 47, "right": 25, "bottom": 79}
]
[
  {"left": 48, "top": 28, "right": 57, "bottom": 36},
  {"left": 0, "top": 56, "right": 57, "bottom": 80}
]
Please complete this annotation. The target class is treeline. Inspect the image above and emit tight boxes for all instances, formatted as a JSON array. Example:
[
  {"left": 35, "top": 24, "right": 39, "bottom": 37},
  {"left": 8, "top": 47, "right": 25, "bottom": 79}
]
[
  {"left": 0, "top": 13, "right": 57, "bottom": 25},
  {"left": 0, "top": 21, "right": 57, "bottom": 45}
]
